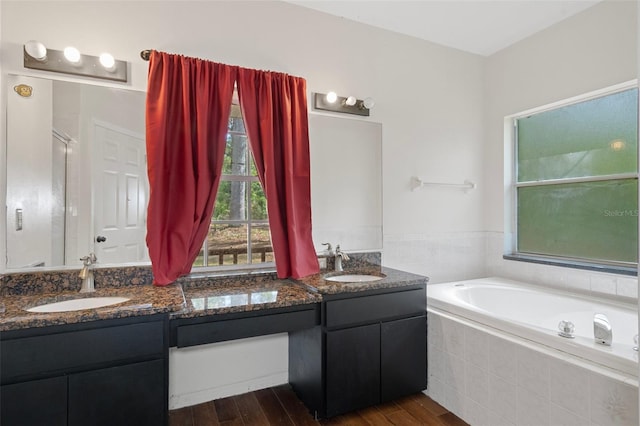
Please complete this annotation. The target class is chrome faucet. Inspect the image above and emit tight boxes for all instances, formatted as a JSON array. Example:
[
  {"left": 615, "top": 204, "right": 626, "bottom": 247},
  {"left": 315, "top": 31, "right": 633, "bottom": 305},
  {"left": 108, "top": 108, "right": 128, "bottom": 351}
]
[
  {"left": 79, "top": 253, "right": 97, "bottom": 293},
  {"left": 334, "top": 245, "right": 349, "bottom": 272},
  {"left": 593, "top": 313, "right": 612, "bottom": 346}
]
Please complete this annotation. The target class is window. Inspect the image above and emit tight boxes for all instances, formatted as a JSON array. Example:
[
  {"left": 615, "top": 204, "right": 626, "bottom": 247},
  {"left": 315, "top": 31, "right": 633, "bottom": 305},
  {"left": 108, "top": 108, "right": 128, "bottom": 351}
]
[
  {"left": 193, "top": 104, "right": 273, "bottom": 269},
  {"left": 513, "top": 86, "right": 638, "bottom": 270}
]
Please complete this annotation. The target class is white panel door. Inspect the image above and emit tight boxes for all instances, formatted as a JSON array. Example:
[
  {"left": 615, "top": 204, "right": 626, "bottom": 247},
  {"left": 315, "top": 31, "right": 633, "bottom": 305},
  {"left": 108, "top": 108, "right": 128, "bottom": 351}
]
[{"left": 93, "top": 122, "right": 147, "bottom": 264}]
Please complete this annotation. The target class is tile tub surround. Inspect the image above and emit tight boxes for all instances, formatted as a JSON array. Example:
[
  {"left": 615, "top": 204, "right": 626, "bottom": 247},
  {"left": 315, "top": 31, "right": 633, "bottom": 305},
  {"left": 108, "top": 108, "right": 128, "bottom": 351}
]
[{"left": 427, "top": 310, "right": 639, "bottom": 426}]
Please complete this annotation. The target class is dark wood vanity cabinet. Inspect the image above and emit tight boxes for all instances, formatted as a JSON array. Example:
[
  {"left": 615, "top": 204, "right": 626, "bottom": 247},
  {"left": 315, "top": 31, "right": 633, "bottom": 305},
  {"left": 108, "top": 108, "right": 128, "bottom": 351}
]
[
  {"left": 0, "top": 314, "right": 169, "bottom": 426},
  {"left": 289, "top": 285, "right": 427, "bottom": 418}
]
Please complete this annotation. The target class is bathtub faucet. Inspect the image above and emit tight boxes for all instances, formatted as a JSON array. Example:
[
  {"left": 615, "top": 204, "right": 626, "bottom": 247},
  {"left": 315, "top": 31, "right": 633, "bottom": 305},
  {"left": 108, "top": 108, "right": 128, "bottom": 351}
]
[
  {"left": 593, "top": 313, "right": 612, "bottom": 346},
  {"left": 557, "top": 320, "right": 575, "bottom": 339}
]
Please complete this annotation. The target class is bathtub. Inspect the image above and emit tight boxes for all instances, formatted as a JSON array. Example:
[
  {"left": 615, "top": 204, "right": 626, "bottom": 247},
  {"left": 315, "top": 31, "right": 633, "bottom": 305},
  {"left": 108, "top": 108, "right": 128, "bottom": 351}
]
[
  {"left": 427, "top": 277, "right": 638, "bottom": 376},
  {"left": 426, "top": 277, "right": 639, "bottom": 425}
]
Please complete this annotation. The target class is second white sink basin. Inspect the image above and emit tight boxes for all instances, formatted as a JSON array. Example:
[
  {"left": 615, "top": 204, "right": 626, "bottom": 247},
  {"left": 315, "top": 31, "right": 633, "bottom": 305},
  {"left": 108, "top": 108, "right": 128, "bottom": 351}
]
[
  {"left": 26, "top": 296, "right": 130, "bottom": 313},
  {"left": 324, "top": 274, "right": 384, "bottom": 283}
]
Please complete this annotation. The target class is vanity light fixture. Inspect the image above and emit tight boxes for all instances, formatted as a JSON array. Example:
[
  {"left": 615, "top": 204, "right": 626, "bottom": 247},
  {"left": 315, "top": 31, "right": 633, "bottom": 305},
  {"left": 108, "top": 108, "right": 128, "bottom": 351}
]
[
  {"left": 313, "top": 92, "right": 374, "bottom": 117},
  {"left": 63, "top": 46, "right": 81, "bottom": 64},
  {"left": 24, "top": 40, "right": 47, "bottom": 61},
  {"left": 23, "top": 41, "right": 128, "bottom": 82},
  {"left": 99, "top": 53, "right": 116, "bottom": 70},
  {"left": 344, "top": 96, "right": 357, "bottom": 106}
]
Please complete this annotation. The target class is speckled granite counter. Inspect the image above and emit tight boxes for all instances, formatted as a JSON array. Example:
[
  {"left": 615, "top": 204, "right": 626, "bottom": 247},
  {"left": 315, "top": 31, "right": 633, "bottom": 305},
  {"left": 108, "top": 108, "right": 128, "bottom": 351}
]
[
  {"left": 0, "top": 283, "right": 185, "bottom": 332},
  {"left": 297, "top": 266, "right": 428, "bottom": 295},
  {"left": 173, "top": 272, "right": 321, "bottom": 319},
  {"left": 0, "top": 253, "right": 426, "bottom": 332}
]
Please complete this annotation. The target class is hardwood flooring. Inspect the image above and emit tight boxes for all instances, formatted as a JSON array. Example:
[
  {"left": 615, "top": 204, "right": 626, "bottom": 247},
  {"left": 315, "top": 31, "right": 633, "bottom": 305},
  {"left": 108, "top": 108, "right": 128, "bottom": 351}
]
[{"left": 168, "top": 385, "right": 468, "bottom": 426}]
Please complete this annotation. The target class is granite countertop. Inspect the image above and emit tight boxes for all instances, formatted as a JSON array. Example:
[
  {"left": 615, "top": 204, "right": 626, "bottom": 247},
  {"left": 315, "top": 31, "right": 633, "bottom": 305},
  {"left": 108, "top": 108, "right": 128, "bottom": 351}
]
[
  {"left": 0, "top": 256, "right": 427, "bottom": 332},
  {"left": 0, "top": 284, "right": 186, "bottom": 332},
  {"left": 173, "top": 275, "right": 322, "bottom": 319},
  {"left": 298, "top": 266, "right": 429, "bottom": 295}
]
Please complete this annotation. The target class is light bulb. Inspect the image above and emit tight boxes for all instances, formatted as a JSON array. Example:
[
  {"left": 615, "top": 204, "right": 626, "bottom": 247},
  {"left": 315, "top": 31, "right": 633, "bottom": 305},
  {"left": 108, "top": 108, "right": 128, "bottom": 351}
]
[
  {"left": 345, "top": 96, "right": 357, "bottom": 106},
  {"left": 325, "top": 91, "right": 338, "bottom": 103},
  {"left": 362, "top": 97, "right": 375, "bottom": 109},
  {"left": 25, "top": 40, "right": 47, "bottom": 61},
  {"left": 63, "top": 46, "right": 81, "bottom": 63},
  {"left": 99, "top": 53, "right": 115, "bottom": 70}
]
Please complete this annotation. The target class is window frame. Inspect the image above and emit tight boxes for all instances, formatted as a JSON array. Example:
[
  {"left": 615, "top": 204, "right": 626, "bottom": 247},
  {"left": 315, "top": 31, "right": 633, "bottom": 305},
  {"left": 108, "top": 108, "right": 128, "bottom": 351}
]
[
  {"left": 505, "top": 80, "right": 639, "bottom": 275},
  {"left": 191, "top": 109, "right": 275, "bottom": 274}
]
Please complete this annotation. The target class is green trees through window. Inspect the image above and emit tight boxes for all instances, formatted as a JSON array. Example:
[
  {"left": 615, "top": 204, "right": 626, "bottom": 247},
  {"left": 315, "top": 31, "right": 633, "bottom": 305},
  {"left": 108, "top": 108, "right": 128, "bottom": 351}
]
[
  {"left": 515, "top": 87, "right": 638, "bottom": 266},
  {"left": 193, "top": 106, "right": 272, "bottom": 268}
]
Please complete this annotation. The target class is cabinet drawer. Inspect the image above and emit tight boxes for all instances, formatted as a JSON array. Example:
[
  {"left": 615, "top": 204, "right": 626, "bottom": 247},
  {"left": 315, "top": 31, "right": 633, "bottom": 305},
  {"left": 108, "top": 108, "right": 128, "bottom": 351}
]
[
  {"left": 1, "top": 321, "right": 165, "bottom": 383},
  {"left": 325, "top": 288, "right": 425, "bottom": 329},
  {"left": 176, "top": 308, "right": 318, "bottom": 347}
]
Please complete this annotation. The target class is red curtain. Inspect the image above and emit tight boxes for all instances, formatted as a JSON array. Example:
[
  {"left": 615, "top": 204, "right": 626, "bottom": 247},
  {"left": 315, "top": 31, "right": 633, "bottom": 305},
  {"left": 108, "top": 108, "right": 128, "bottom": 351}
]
[
  {"left": 237, "top": 68, "right": 320, "bottom": 278},
  {"left": 146, "top": 51, "right": 237, "bottom": 285}
]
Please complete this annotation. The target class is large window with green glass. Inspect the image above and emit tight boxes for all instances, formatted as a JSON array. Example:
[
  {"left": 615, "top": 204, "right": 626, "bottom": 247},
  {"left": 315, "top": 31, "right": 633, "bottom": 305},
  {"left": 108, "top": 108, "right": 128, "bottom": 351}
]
[
  {"left": 515, "top": 87, "right": 638, "bottom": 267},
  {"left": 193, "top": 104, "right": 273, "bottom": 268}
]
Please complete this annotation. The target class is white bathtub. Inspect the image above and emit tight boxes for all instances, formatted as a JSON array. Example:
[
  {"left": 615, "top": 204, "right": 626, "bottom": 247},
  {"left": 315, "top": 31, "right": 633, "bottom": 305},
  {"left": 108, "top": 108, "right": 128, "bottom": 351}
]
[{"left": 428, "top": 277, "right": 638, "bottom": 376}]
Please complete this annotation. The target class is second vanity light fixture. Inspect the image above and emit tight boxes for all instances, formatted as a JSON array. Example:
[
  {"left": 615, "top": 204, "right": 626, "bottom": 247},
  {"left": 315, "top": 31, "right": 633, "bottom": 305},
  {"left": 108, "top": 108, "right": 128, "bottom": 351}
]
[
  {"left": 23, "top": 40, "right": 128, "bottom": 82},
  {"left": 313, "top": 91, "right": 375, "bottom": 117}
]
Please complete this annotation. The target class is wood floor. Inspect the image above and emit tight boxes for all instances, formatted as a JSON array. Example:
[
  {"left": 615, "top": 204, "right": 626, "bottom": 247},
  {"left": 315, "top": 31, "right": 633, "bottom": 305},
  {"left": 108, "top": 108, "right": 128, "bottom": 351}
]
[{"left": 168, "top": 384, "right": 468, "bottom": 426}]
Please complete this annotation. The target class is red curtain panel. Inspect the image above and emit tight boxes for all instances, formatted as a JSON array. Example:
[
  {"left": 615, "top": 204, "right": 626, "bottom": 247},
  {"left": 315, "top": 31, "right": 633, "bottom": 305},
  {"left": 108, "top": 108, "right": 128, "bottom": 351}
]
[
  {"left": 237, "top": 68, "right": 320, "bottom": 279},
  {"left": 145, "top": 51, "right": 237, "bottom": 285}
]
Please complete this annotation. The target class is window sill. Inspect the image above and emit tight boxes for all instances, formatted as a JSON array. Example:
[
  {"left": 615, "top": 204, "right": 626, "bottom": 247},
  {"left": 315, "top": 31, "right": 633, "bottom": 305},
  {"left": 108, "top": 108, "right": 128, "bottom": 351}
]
[
  {"left": 503, "top": 254, "right": 637, "bottom": 277},
  {"left": 186, "top": 264, "right": 277, "bottom": 279}
]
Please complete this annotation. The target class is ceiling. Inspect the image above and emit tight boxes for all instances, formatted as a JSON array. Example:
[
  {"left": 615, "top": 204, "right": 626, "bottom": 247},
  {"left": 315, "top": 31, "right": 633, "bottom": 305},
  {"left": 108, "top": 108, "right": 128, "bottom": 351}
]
[{"left": 287, "top": 0, "right": 603, "bottom": 56}]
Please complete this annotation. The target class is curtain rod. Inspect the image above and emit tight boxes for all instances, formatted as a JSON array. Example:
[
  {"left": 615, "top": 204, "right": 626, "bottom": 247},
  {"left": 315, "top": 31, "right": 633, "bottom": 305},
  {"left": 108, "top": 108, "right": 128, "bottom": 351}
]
[{"left": 140, "top": 50, "right": 151, "bottom": 61}]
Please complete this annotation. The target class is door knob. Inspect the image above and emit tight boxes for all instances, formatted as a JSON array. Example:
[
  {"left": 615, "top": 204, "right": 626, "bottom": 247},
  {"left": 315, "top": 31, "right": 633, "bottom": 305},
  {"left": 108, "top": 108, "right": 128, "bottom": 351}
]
[{"left": 96, "top": 236, "right": 107, "bottom": 243}]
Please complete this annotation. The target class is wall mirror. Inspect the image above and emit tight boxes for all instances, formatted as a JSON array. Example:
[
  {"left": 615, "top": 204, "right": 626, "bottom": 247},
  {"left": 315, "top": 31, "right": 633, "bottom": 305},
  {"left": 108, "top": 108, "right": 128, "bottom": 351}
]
[
  {"left": 4, "top": 75, "right": 383, "bottom": 271},
  {"left": 308, "top": 114, "right": 383, "bottom": 253},
  {"left": 6, "top": 75, "right": 147, "bottom": 270}
]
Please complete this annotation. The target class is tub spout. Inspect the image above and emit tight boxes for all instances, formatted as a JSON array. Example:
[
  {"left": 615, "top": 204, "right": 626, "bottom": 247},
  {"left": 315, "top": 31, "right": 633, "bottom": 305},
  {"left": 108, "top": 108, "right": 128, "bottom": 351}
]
[{"left": 593, "top": 313, "right": 612, "bottom": 346}]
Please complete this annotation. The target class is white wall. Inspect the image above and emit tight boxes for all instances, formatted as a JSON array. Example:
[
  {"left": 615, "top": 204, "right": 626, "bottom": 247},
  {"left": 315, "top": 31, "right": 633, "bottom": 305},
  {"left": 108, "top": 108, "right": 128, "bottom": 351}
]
[
  {"left": 0, "top": 0, "right": 485, "bottom": 407},
  {"left": 483, "top": 0, "right": 639, "bottom": 299}
]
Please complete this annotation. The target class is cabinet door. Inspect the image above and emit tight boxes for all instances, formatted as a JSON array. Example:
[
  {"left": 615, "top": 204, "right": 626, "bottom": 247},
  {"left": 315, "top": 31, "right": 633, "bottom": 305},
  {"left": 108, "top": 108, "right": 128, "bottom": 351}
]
[
  {"left": 1, "top": 376, "right": 67, "bottom": 426},
  {"left": 381, "top": 315, "right": 427, "bottom": 402},
  {"left": 326, "top": 323, "right": 380, "bottom": 417},
  {"left": 68, "top": 359, "right": 166, "bottom": 426}
]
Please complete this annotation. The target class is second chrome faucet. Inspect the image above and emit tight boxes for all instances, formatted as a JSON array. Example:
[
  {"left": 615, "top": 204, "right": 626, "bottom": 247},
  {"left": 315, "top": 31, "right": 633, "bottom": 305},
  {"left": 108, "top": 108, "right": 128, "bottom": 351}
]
[
  {"left": 321, "top": 242, "right": 350, "bottom": 271},
  {"left": 334, "top": 244, "right": 349, "bottom": 272}
]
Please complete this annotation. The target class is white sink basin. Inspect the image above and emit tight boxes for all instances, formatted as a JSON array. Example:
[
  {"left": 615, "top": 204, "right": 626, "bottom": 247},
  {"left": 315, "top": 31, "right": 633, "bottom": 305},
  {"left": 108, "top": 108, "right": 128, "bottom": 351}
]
[
  {"left": 324, "top": 274, "right": 384, "bottom": 283},
  {"left": 26, "top": 296, "right": 130, "bottom": 313}
]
